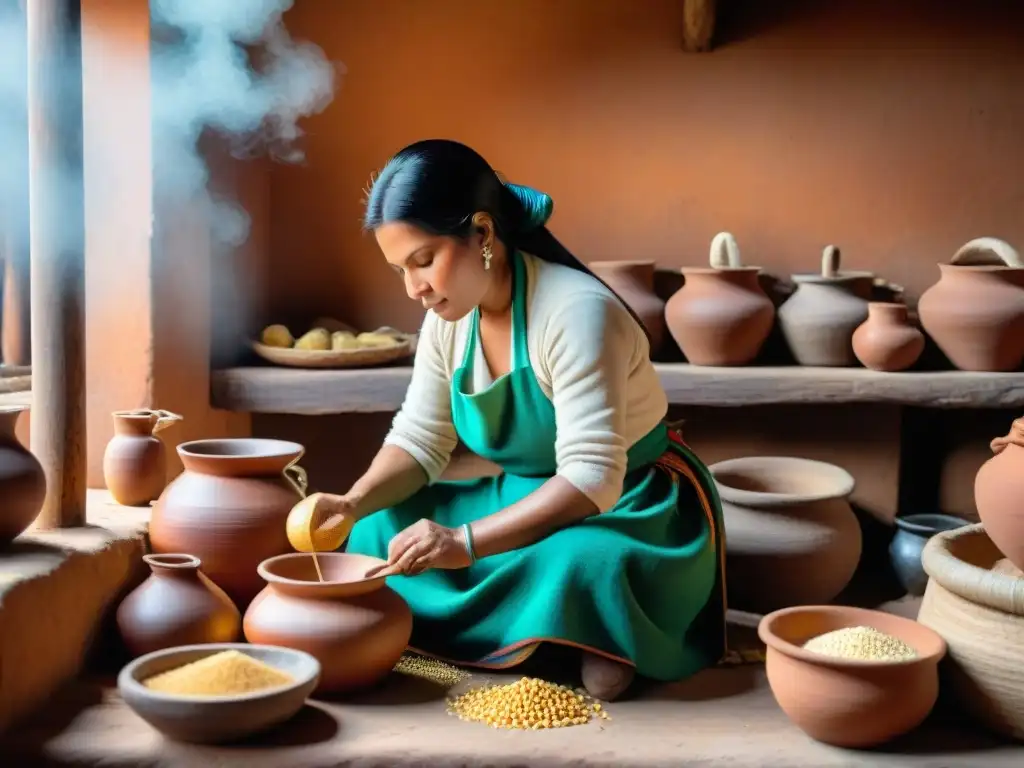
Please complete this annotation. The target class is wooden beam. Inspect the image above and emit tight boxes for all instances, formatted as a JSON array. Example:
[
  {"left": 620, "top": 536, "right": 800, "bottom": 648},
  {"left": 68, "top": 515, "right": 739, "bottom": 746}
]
[
  {"left": 682, "top": 0, "right": 718, "bottom": 52},
  {"left": 210, "top": 364, "right": 1024, "bottom": 415},
  {"left": 27, "top": 0, "right": 87, "bottom": 528}
]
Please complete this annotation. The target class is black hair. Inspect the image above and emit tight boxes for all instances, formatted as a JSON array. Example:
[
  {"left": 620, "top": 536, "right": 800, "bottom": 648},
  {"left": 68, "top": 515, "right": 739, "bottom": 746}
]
[{"left": 363, "top": 139, "right": 651, "bottom": 343}]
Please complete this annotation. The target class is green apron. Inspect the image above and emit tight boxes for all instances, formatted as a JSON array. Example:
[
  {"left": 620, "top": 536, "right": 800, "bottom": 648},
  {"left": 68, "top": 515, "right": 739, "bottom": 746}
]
[{"left": 347, "top": 251, "right": 728, "bottom": 681}]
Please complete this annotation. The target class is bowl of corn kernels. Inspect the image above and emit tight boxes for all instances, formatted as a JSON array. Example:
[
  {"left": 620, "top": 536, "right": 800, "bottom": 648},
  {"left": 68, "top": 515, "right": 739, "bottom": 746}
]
[
  {"left": 118, "top": 643, "right": 321, "bottom": 744},
  {"left": 757, "top": 605, "right": 946, "bottom": 749}
]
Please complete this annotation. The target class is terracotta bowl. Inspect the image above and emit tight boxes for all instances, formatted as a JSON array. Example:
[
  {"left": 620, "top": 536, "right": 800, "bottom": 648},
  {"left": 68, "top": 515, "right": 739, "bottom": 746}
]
[
  {"left": 758, "top": 605, "right": 947, "bottom": 748},
  {"left": 118, "top": 643, "right": 320, "bottom": 744}
]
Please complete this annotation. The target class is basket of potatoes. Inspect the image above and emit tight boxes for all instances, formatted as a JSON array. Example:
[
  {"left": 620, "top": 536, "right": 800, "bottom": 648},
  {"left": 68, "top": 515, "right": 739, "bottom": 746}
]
[{"left": 251, "top": 317, "right": 416, "bottom": 369}]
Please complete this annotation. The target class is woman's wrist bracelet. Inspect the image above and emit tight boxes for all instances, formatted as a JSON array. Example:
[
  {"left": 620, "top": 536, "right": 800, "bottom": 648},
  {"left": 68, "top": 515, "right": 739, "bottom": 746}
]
[{"left": 462, "top": 523, "right": 477, "bottom": 565}]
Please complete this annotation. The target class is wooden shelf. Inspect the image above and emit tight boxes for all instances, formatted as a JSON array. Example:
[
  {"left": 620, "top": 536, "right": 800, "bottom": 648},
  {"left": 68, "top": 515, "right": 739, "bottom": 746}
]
[{"left": 210, "top": 364, "right": 1024, "bottom": 415}]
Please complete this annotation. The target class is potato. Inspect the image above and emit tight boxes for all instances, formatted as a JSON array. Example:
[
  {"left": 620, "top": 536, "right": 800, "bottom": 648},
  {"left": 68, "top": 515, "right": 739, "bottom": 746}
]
[
  {"left": 294, "top": 327, "right": 331, "bottom": 351},
  {"left": 331, "top": 331, "right": 360, "bottom": 351},
  {"left": 260, "top": 324, "right": 293, "bottom": 348},
  {"left": 356, "top": 331, "right": 399, "bottom": 348}
]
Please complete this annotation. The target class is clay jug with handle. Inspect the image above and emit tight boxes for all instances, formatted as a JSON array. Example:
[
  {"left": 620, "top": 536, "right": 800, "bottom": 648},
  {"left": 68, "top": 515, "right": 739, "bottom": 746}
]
[
  {"left": 777, "top": 245, "right": 872, "bottom": 367},
  {"left": 0, "top": 404, "right": 45, "bottom": 546},
  {"left": 974, "top": 417, "right": 1024, "bottom": 572},
  {"left": 116, "top": 553, "right": 242, "bottom": 657},
  {"left": 664, "top": 231, "right": 775, "bottom": 366},
  {"left": 103, "top": 409, "right": 183, "bottom": 506},
  {"left": 588, "top": 260, "right": 666, "bottom": 357},
  {"left": 917, "top": 237, "right": 1024, "bottom": 372}
]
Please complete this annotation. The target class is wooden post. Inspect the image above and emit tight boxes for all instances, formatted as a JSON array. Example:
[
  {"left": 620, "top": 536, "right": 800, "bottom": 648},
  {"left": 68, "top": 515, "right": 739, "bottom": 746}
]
[{"left": 27, "top": 0, "right": 87, "bottom": 528}]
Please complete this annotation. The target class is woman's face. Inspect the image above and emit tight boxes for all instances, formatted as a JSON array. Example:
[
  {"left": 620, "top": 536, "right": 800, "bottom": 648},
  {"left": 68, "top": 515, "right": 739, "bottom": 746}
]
[{"left": 375, "top": 221, "right": 491, "bottom": 322}]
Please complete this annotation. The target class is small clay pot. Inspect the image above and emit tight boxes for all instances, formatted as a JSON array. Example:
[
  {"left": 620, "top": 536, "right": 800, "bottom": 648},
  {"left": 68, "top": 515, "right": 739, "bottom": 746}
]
[
  {"left": 589, "top": 260, "right": 666, "bottom": 356},
  {"left": 243, "top": 552, "right": 412, "bottom": 694},
  {"left": 664, "top": 232, "right": 775, "bottom": 366},
  {"left": 778, "top": 245, "right": 873, "bottom": 367},
  {"left": 889, "top": 513, "right": 971, "bottom": 597},
  {"left": 852, "top": 302, "right": 925, "bottom": 372},
  {"left": 974, "top": 418, "right": 1024, "bottom": 572},
  {"left": 918, "top": 524, "right": 1024, "bottom": 740},
  {"left": 0, "top": 404, "right": 46, "bottom": 546},
  {"left": 917, "top": 237, "right": 1024, "bottom": 372},
  {"left": 710, "top": 456, "right": 862, "bottom": 613},
  {"left": 116, "top": 554, "right": 241, "bottom": 658},
  {"left": 103, "top": 409, "right": 182, "bottom": 506},
  {"left": 758, "top": 605, "right": 946, "bottom": 748}
]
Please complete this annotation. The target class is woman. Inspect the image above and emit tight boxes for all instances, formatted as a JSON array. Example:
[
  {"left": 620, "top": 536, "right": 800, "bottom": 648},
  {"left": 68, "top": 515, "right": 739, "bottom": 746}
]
[{"left": 304, "top": 139, "right": 727, "bottom": 701}]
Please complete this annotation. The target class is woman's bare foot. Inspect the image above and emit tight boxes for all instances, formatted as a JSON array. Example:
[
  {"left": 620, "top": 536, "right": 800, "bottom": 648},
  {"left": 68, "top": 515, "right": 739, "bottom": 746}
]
[{"left": 581, "top": 652, "right": 635, "bottom": 701}]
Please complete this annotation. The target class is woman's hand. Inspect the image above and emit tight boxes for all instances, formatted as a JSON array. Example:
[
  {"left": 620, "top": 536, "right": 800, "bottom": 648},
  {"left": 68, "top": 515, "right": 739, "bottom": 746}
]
[
  {"left": 366, "top": 519, "right": 471, "bottom": 577},
  {"left": 286, "top": 492, "right": 359, "bottom": 553}
]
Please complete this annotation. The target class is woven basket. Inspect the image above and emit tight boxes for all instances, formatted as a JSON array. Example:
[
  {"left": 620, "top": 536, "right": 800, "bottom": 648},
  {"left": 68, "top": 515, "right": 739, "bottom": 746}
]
[
  {"left": 251, "top": 322, "right": 415, "bottom": 370},
  {"left": 918, "top": 523, "right": 1024, "bottom": 740}
]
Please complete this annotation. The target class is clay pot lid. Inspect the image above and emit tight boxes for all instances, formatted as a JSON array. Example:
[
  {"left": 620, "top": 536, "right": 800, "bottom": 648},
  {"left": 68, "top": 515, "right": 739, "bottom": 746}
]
[
  {"left": 758, "top": 605, "right": 947, "bottom": 668},
  {"left": 681, "top": 231, "right": 762, "bottom": 275},
  {"left": 921, "top": 523, "right": 1024, "bottom": 616},
  {"left": 791, "top": 245, "right": 874, "bottom": 285},
  {"left": 941, "top": 237, "right": 1024, "bottom": 271},
  {"left": 258, "top": 552, "right": 389, "bottom": 598},
  {"left": 709, "top": 456, "right": 855, "bottom": 507}
]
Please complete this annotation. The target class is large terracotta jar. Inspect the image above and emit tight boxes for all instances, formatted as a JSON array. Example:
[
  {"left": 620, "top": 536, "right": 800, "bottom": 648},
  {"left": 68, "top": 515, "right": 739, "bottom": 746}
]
[
  {"left": 974, "top": 417, "right": 1024, "bottom": 572},
  {"left": 777, "top": 245, "right": 873, "bottom": 366},
  {"left": 0, "top": 404, "right": 46, "bottom": 546},
  {"left": 244, "top": 552, "right": 413, "bottom": 694},
  {"left": 664, "top": 231, "right": 774, "bottom": 366},
  {"left": 103, "top": 409, "right": 182, "bottom": 506},
  {"left": 709, "top": 456, "right": 862, "bottom": 614},
  {"left": 917, "top": 237, "right": 1024, "bottom": 372},
  {"left": 116, "top": 553, "right": 242, "bottom": 657},
  {"left": 851, "top": 302, "right": 925, "bottom": 372},
  {"left": 588, "top": 260, "right": 666, "bottom": 356},
  {"left": 149, "top": 438, "right": 308, "bottom": 608}
]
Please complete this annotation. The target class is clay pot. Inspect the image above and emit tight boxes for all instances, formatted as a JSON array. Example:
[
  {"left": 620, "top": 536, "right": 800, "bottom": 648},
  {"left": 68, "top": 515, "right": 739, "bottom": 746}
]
[
  {"left": 777, "top": 245, "right": 873, "bottom": 367},
  {"left": 589, "top": 260, "right": 666, "bottom": 356},
  {"left": 974, "top": 418, "right": 1024, "bottom": 572},
  {"left": 116, "top": 554, "right": 241, "bottom": 657},
  {"left": 149, "top": 439, "right": 309, "bottom": 608},
  {"left": 243, "top": 552, "right": 413, "bottom": 694},
  {"left": 889, "top": 513, "right": 971, "bottom": 597},
  {"left": 917, "top": 237, "right": 1024, "bottom": 372},
  {"left": 918, "top": 524, "right": 1024, "bottom": 740},
  {"left": 710, "top": 456, "right": 862, "bottom": 613},
  {"left": 0, "top": 404, "right": 45, "bottom": 546},
  {"left": 103, "top": 409, "right": 182, "bottom": 506},
  {"left": 851, "top": 302, "right": 925, "bottom": 372},
  {"left": 664, "top": 232, "right": 775, "bottom": 366},
  {"left": 758, "top": 605, "right": 946, "bottom": 748}
]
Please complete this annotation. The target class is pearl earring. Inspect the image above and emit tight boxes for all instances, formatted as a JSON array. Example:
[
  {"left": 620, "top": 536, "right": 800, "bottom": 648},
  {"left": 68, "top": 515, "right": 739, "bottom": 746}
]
[{"left": 482, "top": 244, "right": 493, "bottom": 270}]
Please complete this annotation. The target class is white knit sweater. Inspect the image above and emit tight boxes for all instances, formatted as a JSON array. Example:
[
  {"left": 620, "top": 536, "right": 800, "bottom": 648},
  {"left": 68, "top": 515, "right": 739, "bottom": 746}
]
[{"left": 384, "top": 252, "right": 668, "bottom": 512}]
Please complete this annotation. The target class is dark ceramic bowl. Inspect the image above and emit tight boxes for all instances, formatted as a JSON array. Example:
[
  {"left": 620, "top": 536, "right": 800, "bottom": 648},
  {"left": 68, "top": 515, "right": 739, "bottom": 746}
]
[
  {"left": 118, "top": 643, "right": 320, "bottom": 744},
  {"left": 758, "top": 605, "right": 946, "bottom": 748}
]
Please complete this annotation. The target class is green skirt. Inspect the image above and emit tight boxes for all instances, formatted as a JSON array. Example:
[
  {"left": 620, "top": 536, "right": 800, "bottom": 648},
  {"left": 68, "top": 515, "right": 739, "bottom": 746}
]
[{"left": 346, "top": 445, "right": 725, "bottom": 681}]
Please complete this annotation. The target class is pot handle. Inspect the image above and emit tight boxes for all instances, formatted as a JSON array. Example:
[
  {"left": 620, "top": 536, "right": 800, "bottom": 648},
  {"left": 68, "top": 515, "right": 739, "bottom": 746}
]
[
  {"left": 821, "top": 245, "right": 841, "bottom": 278},
  {"left": 284, "top": 464, "right": 309, "bottom": 498},
  {"left": 709, "top": 232, "right": 742, "bottom": 269},
  {"left": 151, "top": 410, "right": 183, "bottom": 434},
  {"left": 950, "top": 237, "right": 1024, "bottom": 267}
]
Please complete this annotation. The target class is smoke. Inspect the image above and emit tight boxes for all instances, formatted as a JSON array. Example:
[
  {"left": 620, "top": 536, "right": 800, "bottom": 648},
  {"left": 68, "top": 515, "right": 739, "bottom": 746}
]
[{"left": 0, "top": 0, "right": 338, "bottom": 255}]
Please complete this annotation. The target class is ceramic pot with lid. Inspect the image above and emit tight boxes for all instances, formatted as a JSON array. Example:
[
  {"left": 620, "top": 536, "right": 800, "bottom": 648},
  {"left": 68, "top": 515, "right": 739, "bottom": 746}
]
[
  {"left": 116, "top": 553, "right": 242, "bottom": 657},
  {"left": 974, "top": 417, "right": 1024, "bottom": 572},
  {"left": 710, "top": 456, "right": 862, "bottom": 614},
  {"left": 589, "top": 260, "right": 666, "bottom": 357},
  {"left": 777, "top": 245, "right": 872, "bottom": 366},
  {"left": 0, "top": 404, "right": 45, "bottom": 546},
  {"left": 852, "top": 302, "right": 925, "bottom": 372},
  {"left": 243, "top": 552, "right": 413, "bottom": 694},
  {"left": 149, "top": 438, "right": 309, "bottom": 608},
  {"left": 917, "top": 237, "right": 1024, "bottom": 372},
  {"left": 103, "top": 409, "right": 183, "bottom": 506},
  {"left": 664, "top": 231, "right": 775, "bottom": 366}
]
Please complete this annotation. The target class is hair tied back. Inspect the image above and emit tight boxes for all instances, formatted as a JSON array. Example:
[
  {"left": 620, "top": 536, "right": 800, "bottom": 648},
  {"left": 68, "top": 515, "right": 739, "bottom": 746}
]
[{"left": 504, "top": 182, "right": 554, "bottom": 233}]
